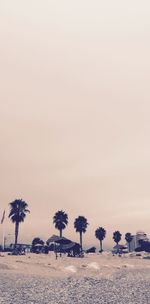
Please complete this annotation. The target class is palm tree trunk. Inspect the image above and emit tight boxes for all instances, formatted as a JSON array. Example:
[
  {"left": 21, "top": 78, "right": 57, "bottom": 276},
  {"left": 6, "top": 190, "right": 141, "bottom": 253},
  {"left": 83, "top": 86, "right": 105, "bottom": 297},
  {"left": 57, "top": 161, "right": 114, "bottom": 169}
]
[
  {"left": 59, "top": 229, "right": 62, "bottom": 257},
  {"left": 80, "top": 232, "right": 82, "bottom": 251},
  {"left": 15, "top": 221, "right": 19, "bottom": 248},
  {"left": 116, "top": 242, "right": 119, "bottom": 253},
  {"left": 100, "top": 240, "right": 102, "bottom": 253}
]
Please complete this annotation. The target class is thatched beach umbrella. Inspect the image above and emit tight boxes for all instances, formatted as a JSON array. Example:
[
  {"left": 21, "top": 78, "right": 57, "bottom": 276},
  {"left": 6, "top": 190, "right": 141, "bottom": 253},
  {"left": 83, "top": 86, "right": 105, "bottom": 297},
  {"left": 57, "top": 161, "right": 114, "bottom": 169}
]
[{"left": 47, "top": 235, "right": 71, "bottom": 245}]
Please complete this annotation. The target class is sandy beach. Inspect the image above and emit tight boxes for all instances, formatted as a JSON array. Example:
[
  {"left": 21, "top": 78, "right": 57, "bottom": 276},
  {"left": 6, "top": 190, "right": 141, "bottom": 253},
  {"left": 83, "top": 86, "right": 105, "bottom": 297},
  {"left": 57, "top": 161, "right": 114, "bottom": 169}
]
[{"left": 0, "top": 252, "right": 150, "bottom": 303}]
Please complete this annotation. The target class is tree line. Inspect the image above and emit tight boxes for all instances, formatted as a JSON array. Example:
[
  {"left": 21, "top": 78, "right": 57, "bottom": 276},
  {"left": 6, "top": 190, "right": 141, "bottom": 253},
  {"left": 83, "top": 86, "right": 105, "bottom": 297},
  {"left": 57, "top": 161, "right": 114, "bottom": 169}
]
[{"left": 8, "top": 199, "right": 133, "bottom": 251}]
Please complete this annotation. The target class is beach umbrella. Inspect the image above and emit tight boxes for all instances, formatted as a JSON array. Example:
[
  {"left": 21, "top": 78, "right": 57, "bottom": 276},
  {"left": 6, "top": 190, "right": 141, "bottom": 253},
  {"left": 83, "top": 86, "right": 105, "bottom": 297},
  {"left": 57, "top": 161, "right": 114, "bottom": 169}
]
[
  {"left": 47, "top": 235, "right": 71, "bottom": 245},
  {"left": 34, "top": 243, "right": 43, "bottom": 247},
  {"left": 55, "top": 237, "right": 71, "bottom": 245}
]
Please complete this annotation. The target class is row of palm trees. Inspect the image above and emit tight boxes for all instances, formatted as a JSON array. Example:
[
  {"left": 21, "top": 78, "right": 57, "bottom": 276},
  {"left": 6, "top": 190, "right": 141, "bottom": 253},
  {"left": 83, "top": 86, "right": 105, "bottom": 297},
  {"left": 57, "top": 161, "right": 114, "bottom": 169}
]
[
  {"left": 53, "top": 211, "right": 133, "bottom": 252},
  {"left": 8, "top": 199, "right": 133, "bottom": 251}
]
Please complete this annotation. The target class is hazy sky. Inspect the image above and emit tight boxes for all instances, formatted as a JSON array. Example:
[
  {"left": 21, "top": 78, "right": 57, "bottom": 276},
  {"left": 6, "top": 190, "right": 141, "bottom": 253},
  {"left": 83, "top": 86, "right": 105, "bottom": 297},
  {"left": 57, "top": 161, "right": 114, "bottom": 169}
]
[{"left": 0, "top": 1, "right": 150, "bottom": 248}]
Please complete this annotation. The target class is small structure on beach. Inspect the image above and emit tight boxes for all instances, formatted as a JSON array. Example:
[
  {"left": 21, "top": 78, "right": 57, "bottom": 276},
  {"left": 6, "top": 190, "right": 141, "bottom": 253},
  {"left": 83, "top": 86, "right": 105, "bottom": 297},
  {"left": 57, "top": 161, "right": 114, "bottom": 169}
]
[
  {"left": 47, "top": 235, "right": 81, "bottom": 256},
  {"left": 10, "top": 243, "right": 32, "bottom": 252},
  {"left": 8, "top": 243, "right": 32, "bottom": 255},
  {"left": 47, "top": 235, "right": 71, "bottom": 245},
  {"left": 59, "top": 242, "right": 81, "bottom": 256},
  {"left": 112, "top": 244, "right": 128, "bottom": 254}
]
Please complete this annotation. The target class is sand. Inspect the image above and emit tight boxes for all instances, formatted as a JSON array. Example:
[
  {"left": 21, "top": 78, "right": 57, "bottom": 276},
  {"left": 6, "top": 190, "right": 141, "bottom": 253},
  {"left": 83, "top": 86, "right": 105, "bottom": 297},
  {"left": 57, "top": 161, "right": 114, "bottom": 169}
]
[{"left": 0, "top": 252, "right": 150, "bottom": 303}]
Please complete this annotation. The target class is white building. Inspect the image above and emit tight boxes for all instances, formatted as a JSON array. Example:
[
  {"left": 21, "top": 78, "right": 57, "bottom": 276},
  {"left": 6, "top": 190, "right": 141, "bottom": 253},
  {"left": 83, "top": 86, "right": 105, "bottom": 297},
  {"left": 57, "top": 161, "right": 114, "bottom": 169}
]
[{"left": 129, "top": 231, "right": 149, "bottom": 252}]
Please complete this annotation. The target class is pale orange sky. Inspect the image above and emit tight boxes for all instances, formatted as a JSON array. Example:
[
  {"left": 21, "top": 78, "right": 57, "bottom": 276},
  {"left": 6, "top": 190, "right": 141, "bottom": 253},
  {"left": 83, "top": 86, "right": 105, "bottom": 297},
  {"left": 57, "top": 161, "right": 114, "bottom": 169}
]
[{"left": 0, "top": 1, "right": 150, "bottom": 248}]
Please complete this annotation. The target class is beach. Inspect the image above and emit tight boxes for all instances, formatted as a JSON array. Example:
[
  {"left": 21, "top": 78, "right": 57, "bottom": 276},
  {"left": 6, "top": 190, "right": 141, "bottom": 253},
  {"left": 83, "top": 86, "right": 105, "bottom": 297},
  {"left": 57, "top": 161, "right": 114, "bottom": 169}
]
[{"left": 0, "top": 253, "right": 150, "bottom": 303}]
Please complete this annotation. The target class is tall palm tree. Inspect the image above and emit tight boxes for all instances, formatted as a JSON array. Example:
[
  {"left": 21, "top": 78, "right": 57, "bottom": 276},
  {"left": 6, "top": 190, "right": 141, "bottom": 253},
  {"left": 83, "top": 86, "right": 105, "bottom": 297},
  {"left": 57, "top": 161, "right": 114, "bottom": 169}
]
[
  {"left": 113, "top": 230, "right": 122, "bottom": 249},
  {"left": 95, "top": 227, "right": 106, "bottom": 252},
  {"left": 125, "top": 232, "right": 133, "bottom": 252},
  {"left": 8, "top": 199, "right": 30, "bottom": 247},
  {"left": 74, "top": 216, "right": 89, "bottom": 250},
  {"left": 53, "top": 210, "right": 68, "bottom": 237}
]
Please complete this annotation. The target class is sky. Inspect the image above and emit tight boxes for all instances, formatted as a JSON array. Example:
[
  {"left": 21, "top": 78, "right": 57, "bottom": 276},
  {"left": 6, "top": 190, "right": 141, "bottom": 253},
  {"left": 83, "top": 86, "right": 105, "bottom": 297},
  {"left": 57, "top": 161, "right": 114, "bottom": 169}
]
[{"left": 0, "top": 0, "right": 150, "bottom": 248}]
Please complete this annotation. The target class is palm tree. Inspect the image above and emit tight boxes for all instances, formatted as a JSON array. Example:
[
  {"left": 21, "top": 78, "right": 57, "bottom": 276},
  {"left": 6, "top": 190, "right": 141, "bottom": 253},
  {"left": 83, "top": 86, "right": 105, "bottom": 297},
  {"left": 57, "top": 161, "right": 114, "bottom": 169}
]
[
  {"left": 113, "top": 231, "right": 122, "bottom": 246},
  {"left": 74, "top": 216, "right": 89, "bottom": 250},
  {"left": 125, "top": 232, "right": 133, "bottom": 252},
  {"left": 95, "top": 227, "right": 106, "bottom": 252},
  {"left": 53, "top": 210, "right": 68, "bottom": 237},
  {"left": 8, "top": 199, "right": 30, "bottom": 247}
]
